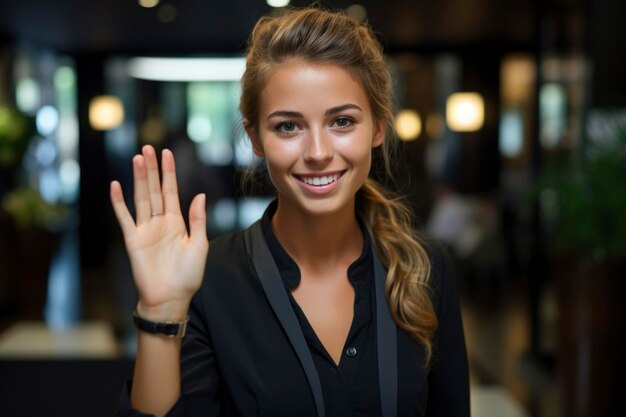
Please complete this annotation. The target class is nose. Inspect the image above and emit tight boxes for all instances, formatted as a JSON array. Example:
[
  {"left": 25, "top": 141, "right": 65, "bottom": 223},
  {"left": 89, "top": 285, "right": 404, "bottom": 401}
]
[{"left": 303, "top": 128, "right": 333, "bottom": 165}]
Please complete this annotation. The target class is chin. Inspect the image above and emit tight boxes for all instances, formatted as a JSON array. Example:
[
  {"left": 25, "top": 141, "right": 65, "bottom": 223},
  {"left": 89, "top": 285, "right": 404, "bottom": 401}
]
[{"left": 292, "top": 194, "right": 356, "bottom": 218}]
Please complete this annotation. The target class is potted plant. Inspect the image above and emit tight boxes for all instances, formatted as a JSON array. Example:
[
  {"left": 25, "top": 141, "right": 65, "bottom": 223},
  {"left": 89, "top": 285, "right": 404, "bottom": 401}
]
[
  {"left": 0, "top": 105, "right": 68, "bottom": 319},
  {"left": 536, "top": 126, "right": 626, "bottom": 417}
]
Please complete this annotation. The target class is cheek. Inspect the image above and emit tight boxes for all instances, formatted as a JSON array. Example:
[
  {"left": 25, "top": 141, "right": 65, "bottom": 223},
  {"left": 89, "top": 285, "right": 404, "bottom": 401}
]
[
  {"left": 264, "top": 139, "right": 301, "bottom": 163},
  {"left": 262, "top": 140, "right": 301, "bottom": 180},
  {"left": 336, "top": 136, "right": 374, "bottom": 165}
]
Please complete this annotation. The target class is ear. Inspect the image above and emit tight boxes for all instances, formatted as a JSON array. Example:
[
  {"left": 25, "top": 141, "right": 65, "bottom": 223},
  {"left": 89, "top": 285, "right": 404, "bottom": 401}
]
[
  {"left": 244, "top": 120, "right": 265, "bottom": 157},
  {"left": 372, "top": 119, "right": 386, "bottom": 148}
]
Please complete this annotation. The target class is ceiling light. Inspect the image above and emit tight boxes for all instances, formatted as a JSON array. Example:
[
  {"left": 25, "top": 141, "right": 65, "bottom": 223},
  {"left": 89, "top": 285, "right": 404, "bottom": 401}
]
[
  {"left": 138, "top": 0, "right": 159, "bottom": 8},
  {"left": 446, "top": 92, "right": 484, "bottom": 132},
  {"left": 395, "top": 109, "right": 422, "bottom": 141},
  {"left": 267, "top": 0, "right": 290, "bottom": 7},
  {"left": 127, "top": 57, "right": 246, "bottom": 82},
  {"left": 89, "top": 96, "right": 124, "bottom": 131}
]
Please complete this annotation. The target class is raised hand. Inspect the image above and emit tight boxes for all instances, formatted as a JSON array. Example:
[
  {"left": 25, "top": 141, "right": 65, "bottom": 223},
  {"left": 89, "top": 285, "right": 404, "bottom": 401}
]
[{"left": 110, "top": 145, "right": 209, "bottom": 321}]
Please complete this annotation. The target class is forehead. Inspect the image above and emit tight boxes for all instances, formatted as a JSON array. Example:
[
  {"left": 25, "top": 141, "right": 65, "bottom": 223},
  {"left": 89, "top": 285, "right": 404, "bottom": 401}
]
[{"left": 259, "top": 59, "right": 371, "bottom": 115}]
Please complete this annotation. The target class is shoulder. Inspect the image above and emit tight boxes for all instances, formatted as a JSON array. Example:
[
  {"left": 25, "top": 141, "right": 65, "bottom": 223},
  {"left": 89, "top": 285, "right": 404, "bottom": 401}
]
[
  {"left": 195, "top": 226, "right": 262, "bottom": 310},
  {"left": 206, "top": 228, "right": 248, "bottom": 264},
  {"left": 201, "top": 227, "right": 255, "bottom": 288}
]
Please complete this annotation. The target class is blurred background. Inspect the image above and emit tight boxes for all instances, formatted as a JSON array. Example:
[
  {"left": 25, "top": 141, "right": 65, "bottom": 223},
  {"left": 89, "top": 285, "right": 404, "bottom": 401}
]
[{"left": 0, "top": 0, "right": 624, "bottom": 416}]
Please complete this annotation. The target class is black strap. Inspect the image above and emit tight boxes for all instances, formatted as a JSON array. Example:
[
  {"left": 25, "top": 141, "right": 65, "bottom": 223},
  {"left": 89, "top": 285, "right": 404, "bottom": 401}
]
[
  {"left": 372, "top": 241, "right": 398, "bottom": 417},
  {"left": 244, "top": 221, "right": 326, "bottom": 417},
  {"left": 244, "top": 220, "right": 398, "bottom": 417}
]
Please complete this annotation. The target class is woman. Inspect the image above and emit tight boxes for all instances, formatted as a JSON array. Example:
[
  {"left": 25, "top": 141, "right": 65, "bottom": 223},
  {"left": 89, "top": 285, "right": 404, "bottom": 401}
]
[{"left": 112, "top": 7, "right": 469, "bottom": 417}]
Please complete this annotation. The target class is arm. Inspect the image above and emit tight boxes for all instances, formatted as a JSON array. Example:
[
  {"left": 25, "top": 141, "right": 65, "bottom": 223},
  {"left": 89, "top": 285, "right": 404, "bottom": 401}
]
[
  {"left": 426, "top": 246, "right": 470, "bottom": 417},
  {"left": 115, "top": 291, "right": 221, "bottom": 417},
  {"left": 110, "top": 145, "right": 209, "bottom": 417}
]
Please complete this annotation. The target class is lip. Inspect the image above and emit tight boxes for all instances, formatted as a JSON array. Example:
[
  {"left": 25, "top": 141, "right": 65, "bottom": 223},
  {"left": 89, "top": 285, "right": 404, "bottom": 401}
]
[{"left": 293, "top": 170, "right": 346, "bottom": 194}]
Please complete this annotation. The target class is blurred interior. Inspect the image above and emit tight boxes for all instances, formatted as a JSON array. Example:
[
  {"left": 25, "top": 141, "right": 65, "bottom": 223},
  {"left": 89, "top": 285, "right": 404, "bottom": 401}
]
[{"left": 0, "top": 0, "right": 625, "bottom": 416}]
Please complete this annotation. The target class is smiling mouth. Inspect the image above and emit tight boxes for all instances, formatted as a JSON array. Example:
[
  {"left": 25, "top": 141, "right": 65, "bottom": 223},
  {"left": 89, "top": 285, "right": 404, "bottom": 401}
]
[{"left": 295, "top": 171, "right": 345, "bottom": 186}]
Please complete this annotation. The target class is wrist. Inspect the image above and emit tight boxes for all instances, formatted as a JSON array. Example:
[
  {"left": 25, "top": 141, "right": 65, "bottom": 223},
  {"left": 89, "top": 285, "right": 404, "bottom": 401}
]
[
  {"left": 133, "top": 311, "right": 189, "bottom": 338},
  {"left": 136, "top": 300, "right": 190, "bottom": 322}
]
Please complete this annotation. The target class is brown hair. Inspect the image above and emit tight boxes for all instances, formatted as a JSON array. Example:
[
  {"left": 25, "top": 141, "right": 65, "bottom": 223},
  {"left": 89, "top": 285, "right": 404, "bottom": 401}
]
[{"left": 240, "top": 7, "right": 437, "bottom": 364}]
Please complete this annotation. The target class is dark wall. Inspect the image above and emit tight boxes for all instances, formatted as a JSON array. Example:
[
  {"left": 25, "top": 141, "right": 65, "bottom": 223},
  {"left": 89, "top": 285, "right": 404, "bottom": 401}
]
[
  {"left": 589, "top": 0, "right": 626, "bottom": 107},
  {"left": 76, "top": 54, "right": 109, "bottom": 269}
]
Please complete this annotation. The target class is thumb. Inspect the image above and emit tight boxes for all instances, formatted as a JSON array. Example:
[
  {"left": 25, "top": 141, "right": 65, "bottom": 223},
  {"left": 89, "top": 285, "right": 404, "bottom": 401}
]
[{"left": 189, "top": 193, "right": 207, "bottom": 243}]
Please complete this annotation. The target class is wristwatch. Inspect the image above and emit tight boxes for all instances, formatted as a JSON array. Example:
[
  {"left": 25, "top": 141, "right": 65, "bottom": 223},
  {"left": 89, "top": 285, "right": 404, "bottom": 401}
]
[{"left": 133, "top": 311, "right": 189, "bottom": 338}]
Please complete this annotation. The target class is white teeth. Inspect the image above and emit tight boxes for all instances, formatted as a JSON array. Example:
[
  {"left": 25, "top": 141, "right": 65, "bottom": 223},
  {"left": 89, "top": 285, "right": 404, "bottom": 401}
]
[{"left": 302, "top": 174, "right": 339, "bottom": 186}]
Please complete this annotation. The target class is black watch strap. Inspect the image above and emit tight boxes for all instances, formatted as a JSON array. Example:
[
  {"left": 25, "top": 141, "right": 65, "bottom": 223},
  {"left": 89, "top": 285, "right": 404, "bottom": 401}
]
[{"left": 133, "top": 311, "right": 189, "bottom": 338}]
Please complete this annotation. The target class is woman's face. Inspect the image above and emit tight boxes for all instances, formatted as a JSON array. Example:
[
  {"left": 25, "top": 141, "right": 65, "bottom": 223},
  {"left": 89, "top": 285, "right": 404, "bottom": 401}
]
[{"left": 248, "top": 59, "right": 384, "bottom": 219}]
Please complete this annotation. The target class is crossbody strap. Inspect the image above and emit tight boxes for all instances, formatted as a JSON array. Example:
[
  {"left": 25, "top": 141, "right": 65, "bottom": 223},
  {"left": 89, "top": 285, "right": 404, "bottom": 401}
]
[
  {"left": 244, "top": 221, "right": 326, "bottom": 417},
  {"left": 244, "top": 220, "right": 398, "bottom": 417}
]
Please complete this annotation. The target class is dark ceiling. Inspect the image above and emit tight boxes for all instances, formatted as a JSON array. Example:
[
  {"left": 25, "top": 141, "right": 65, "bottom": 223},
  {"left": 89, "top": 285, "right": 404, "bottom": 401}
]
[{"left": 0, "top": 0, "right": 536, "bottom": 55}]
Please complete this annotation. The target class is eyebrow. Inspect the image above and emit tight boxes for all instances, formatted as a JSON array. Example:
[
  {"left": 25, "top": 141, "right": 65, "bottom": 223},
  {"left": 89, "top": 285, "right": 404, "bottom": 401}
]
[{"left": 266, "top": 103, "right": 363, "bottom": 120}]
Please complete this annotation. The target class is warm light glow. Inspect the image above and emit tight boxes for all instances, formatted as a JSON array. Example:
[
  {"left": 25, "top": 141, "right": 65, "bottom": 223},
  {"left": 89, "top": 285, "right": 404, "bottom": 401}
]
[
  {"left": 89, "top": 96, "right": 124, "bottom": 130},
  {"left": 127, "top": 57, "right": 246, "bottom": 82},
  {"left": 267, "top": 0, "right": 290, "bottom": 7},
  {"left": 426, "top": 113, "right": 445, "bottom": 139},
  {"left": 140, "top": 117, "right": 166, "bottom": 145},
  {"left": 395, "top": 109, "right": 422, "bottom": 141},
  {"left": 138, "top": 0, "right": 159, "bottom": 8},
  {"left": 446, "top": 93, "right": 484, "bottom": 132},
  {"left": 346, "top": 4, "right": 367, "bottom": 22},
  {"left": 501, "top": 55, "right": 535, "bottom": 102}
]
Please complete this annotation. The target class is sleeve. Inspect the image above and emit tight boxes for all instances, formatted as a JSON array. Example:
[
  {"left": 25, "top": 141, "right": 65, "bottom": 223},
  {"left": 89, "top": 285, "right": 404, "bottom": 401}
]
[
  {"left": 426, "top": 244, "right": 470, "bottom": 417},
  {"left": 114, "top": 289, "right": 221, "bottom": 417}
]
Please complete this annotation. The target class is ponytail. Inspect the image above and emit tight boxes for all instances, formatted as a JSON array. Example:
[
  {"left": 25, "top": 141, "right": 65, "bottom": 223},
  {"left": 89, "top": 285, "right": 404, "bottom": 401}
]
[{"left": 357, "top": 178, "right": 437, "bottom": 365}]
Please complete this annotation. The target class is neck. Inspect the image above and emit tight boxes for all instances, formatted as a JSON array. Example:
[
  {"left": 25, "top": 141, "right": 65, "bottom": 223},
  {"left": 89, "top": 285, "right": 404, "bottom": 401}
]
[{"left": 271, "top": 199, "right": 363, "bottom": 273}]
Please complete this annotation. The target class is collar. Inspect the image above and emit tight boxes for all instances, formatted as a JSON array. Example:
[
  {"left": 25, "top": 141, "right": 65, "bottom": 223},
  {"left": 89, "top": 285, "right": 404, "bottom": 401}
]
[{"left": 260, "top": 199, "right": 372, "bottom": 291}]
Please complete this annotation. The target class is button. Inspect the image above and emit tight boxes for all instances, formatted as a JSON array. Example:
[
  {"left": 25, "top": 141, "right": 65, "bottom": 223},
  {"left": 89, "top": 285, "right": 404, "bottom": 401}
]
[{"left": 346, "top": 347, "right": 357, "bottom": 357}]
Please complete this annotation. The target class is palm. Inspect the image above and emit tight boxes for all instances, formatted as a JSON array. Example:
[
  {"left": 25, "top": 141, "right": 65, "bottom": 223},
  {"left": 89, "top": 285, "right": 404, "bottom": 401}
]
[{"left": 110, "top": 146, "right": 208, "bottom": 315}]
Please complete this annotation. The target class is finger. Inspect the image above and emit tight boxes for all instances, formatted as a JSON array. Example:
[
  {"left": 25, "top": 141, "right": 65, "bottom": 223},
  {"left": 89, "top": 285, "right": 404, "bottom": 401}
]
[
  {"left": 110, "top": 180, "right": 136, "bottom": 237},
  {"left": 133, "top": 155, "right": 151, "bottom": 225},
  {"left": 161, "top": 149, "right": 182, "bottom": 216},
  {"left": 188, "top": 193, "right": 207, "bottom": 244},
  {"left": 142, "top": 145, "right": 164, "bottom": 216}
]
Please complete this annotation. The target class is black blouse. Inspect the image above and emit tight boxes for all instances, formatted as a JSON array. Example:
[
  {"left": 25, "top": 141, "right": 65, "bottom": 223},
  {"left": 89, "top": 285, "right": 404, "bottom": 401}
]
[
  {"left": 261, "top": 206, "right": 381, "bottom": 416},
  {"left": 116, "top": 201, "right": 470, "bottom": 417}
]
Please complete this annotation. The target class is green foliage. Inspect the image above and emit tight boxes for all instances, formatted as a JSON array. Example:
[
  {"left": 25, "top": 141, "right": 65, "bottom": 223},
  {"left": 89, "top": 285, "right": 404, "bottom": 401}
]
[
  {"left": 2, "top": 186, "right": 68, "bottom": 230},
  {"left": 0, "top": 106, "right": 35, "bottom": 169},
  {"left": 538, "top": 131, "right": 626, "bottom": 261}
]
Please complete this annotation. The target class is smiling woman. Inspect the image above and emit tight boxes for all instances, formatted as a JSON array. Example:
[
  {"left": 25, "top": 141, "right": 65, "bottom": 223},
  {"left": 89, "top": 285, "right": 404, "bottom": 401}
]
[
  {"left": 247, "top": 60, "right": 384, "bottom": 218},
  {"left": 112, "top": 7, "right": 469, "bottom": 417}
]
